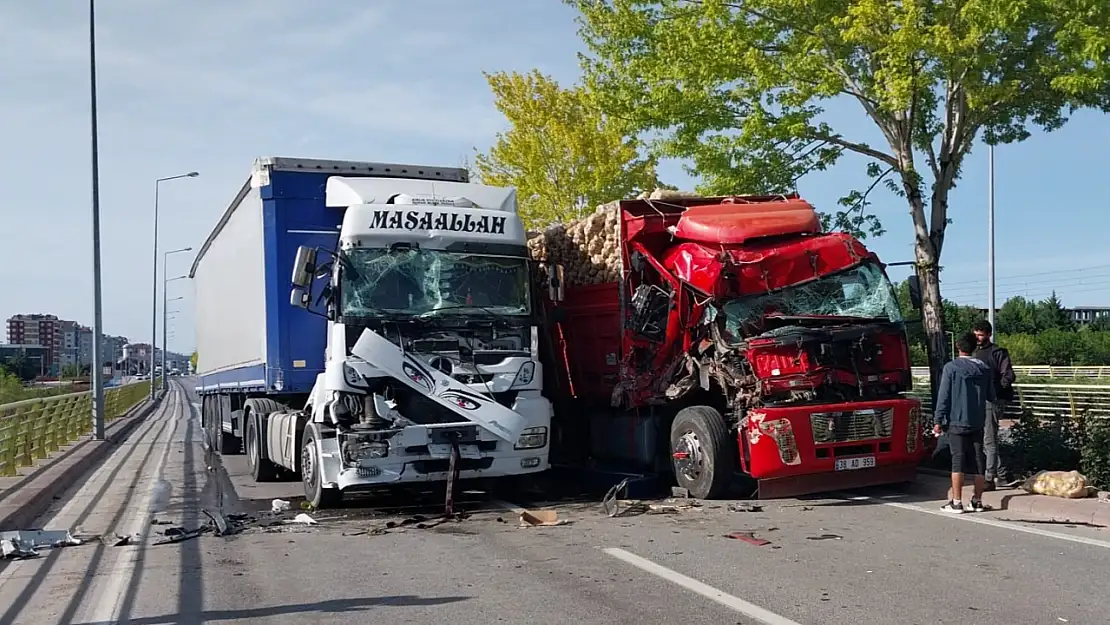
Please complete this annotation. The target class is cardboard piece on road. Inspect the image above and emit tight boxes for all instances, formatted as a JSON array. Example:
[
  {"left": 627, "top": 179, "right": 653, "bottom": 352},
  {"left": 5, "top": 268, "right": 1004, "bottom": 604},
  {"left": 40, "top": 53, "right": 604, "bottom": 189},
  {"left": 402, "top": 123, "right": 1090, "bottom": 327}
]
[{"left": 519, "top": 509, "right": 569, "bottom": 527}]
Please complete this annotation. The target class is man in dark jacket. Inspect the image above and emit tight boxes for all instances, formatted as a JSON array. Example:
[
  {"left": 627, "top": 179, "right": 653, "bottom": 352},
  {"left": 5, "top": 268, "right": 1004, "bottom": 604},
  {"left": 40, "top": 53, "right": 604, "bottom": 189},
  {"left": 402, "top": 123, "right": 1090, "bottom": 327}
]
[
  {"left": 972, "top": 320, "right": 1016, "bottom": 490},
  {"left": 934, "top": 333, "right": 995, "bottom": 513}
]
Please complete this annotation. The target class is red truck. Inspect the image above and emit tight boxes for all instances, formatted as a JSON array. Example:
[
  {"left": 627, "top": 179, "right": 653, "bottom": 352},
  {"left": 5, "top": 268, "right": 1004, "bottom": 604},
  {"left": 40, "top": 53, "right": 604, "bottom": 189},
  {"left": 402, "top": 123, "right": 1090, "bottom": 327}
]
[{"left": 540, "top": 194, "right": 925, "bottom": 499}]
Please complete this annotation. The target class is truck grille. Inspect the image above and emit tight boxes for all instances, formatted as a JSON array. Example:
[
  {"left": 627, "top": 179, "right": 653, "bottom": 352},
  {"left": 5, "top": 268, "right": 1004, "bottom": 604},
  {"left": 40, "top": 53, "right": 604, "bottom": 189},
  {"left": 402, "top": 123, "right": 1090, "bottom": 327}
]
[{"left": 810, "top": 408, "right": 894, "bottom": 444}]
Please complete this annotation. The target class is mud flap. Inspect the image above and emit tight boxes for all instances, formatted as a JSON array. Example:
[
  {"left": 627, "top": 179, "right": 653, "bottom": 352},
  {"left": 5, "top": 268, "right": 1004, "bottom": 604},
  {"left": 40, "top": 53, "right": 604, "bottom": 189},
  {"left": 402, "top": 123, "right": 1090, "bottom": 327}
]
[{"left": 351, "top": 329, "right": 527, "bottom": 443}]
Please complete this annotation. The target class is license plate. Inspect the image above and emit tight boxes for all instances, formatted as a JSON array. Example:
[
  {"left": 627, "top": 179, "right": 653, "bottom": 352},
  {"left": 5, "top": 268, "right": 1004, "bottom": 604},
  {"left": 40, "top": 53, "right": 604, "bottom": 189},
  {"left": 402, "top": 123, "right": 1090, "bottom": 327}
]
[{"left": 834, "top": 456, "right": 875, "bottom": 471}]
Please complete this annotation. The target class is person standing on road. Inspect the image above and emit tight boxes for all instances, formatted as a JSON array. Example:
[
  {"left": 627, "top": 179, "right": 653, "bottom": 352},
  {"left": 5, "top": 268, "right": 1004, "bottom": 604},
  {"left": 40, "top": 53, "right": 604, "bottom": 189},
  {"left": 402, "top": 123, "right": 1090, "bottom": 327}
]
[
  {"left": 972, "top": 320, "right": 1016, "bottom": 490},
  {"left": 934, "top": 333, "right": 995, "bottom": 513}
]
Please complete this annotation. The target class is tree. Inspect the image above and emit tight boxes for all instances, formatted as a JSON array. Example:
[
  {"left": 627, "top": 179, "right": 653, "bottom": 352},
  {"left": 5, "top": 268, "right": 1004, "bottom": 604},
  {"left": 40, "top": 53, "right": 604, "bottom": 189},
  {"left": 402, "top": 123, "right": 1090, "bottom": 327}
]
[
  {"left": 996, "top": 297, "right": 1038, "bottom": 335},
  {"left": 474, "top": 69, "right": 661, "bottom": 228},
  {"left": 1034, "top": 291, "right": 1074, "bottom": 332},
  {"left": 190, "top": 351, "right": 198, "bottom": 373},
  {"left": 60, "top": 363, "right": 82, "bottom": 380},
  {"left": 570, "top": 0, "right": 1110, "bottom": 396}
]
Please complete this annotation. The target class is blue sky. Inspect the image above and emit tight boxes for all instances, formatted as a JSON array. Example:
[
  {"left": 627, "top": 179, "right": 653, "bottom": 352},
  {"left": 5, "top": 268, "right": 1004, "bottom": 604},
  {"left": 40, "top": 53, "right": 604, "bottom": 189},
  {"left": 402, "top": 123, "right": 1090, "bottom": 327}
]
[{"left": 2, "top": 0, "right": 1108, "bottom": 354}]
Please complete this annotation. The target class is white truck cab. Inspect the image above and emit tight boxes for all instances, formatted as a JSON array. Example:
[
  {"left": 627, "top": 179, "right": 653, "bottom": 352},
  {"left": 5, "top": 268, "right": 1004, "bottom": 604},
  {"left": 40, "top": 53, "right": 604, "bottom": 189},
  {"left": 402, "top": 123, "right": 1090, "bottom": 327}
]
[{"left": 283, "top": 176, "right": 552, "bottom": 507}]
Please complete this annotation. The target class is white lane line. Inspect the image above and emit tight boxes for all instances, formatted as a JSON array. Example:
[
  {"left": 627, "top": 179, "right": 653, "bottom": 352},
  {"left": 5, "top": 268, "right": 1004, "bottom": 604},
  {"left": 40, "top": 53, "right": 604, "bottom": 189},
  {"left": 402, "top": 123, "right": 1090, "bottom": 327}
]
[
  {"left": 841, "top": 494, "right": 1110, "bottom": 550},
  {"left": 602, "top": 547, "right": 804, "bottom": 625},
  {"left": 85, "top": 387, "right": 183, "bottom": 624}
]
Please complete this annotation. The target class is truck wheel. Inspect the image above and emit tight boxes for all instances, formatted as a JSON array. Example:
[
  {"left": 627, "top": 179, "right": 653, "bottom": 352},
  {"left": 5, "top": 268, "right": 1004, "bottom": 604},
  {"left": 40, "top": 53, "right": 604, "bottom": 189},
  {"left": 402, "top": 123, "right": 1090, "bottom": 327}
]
[
  {"left": 301, "top": 424, "right": 343, "bottom": 509},
  {"left": 219, "top": 410, "right": 244, "bottom": 455},
  {"left": 670, "top": 405, "right": 734, "bottom": 499},
  {"left": 246, "top": 413, "right": 279, "bottom": 482}
]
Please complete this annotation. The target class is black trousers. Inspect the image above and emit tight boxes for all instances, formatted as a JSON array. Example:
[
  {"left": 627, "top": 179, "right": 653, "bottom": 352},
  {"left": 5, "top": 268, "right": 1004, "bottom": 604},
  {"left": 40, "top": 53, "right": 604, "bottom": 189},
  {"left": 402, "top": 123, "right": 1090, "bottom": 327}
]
[{"left": 948, "top": 426, "right": 986, "bottom": 476}]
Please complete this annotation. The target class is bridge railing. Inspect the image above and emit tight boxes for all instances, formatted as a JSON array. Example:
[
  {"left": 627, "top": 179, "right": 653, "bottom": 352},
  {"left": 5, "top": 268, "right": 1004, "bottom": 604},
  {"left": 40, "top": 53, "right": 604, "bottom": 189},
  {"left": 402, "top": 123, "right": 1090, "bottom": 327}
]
[
  {"left": 910, "top": 383, "right": 1110, "bottom": 420},
  {"left": 0, "top": 380, "right": 151, "bottom": 477},
  {"left": 911, "top": 365, "right": 1110, "bottom": 379}
]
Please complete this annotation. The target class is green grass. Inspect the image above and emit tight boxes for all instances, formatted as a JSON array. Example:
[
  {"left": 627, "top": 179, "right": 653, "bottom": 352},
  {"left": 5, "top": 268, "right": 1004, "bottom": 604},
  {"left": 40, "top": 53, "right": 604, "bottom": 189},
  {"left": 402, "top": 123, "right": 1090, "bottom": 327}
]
[{"left": 0, "top": 373, "right": 70, "bottom": 405}]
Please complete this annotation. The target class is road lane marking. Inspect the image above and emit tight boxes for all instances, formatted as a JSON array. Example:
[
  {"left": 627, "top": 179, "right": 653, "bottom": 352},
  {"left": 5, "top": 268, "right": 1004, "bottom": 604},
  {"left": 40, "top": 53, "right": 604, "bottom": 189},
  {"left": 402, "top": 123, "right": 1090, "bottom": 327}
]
[
  {"left": 85, "top": 386, "right": 183, "bottom": 624},
  {"left": 841, "top": 494, "right": 1110, "bottom": 550},
  {"left": 602, "top": 547, "right": 804, "bottom": 625}
]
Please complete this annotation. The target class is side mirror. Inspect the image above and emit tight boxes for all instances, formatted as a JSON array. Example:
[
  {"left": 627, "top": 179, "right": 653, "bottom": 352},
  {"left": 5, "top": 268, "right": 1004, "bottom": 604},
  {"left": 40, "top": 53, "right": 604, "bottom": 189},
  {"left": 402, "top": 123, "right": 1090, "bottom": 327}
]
[
  {"left": 290, "top": 287, "right": 310, "bottom": 309},
  {"left": 907, "top": 275, "right": 923, "bottom": 310},
  {"left": 548, "top": 264, "right": 565, "bottom": 303},
  {"left": 292, "top": 246, "right": 317, "bottom": 289}
]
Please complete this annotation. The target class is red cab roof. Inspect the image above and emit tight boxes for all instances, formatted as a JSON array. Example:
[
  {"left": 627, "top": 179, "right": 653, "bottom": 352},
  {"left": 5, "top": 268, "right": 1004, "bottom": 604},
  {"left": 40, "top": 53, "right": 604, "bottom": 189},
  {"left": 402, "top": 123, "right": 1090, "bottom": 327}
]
[{"left": 673, "top": 196, "right": 821, "bottom": 244}]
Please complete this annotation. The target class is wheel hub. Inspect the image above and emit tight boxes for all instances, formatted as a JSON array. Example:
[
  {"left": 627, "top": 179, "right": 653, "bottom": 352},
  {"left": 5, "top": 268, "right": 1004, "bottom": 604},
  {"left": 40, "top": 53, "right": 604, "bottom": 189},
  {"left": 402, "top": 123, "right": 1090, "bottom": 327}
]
[
  {"left": 673, "top": 431, "right": 704, "bottom": 481},
  {"left": 301, "top": 440, "right": 317, "bottom": 488}
]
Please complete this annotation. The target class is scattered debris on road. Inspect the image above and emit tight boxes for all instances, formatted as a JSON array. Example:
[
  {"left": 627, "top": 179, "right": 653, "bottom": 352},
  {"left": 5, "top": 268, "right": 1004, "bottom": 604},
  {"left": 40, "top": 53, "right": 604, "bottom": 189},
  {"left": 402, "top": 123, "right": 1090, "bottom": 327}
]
[
  {"left": 807, "top": 533, "right": 843, "bottom": 541},
  {"left": 292, "top": 513, "right": 317, "bottom": 525},
  {"left": 728, "top": 502, "right": 763, "bottom": 513},
  {"left": 271, "top": 499, "right": 292, "bottom": 513},
  {"left": 519, "top": 509, "right": 570, "bottom": 527},
  {"left": 1, "top": 530, "right": 83, "bottom": 559},
  {"left": 725, "top": 531, "right": 771, "bottom": 546}
]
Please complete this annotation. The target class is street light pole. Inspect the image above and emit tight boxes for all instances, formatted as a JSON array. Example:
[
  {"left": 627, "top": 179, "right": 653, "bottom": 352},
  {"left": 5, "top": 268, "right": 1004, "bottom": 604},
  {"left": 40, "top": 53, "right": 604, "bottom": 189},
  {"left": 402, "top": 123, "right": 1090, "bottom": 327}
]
[
  {"left": 89, "top": 0, "right": 106, "bottom": 440},
  {"left": 150, "top": 173, "right": 198, "bottom": 399},
  {"left": 162, "top": 252, "right": 187, "bottom": 392},
  {"left": 988, "top": 145, "right": 996, "bottom": 332}
]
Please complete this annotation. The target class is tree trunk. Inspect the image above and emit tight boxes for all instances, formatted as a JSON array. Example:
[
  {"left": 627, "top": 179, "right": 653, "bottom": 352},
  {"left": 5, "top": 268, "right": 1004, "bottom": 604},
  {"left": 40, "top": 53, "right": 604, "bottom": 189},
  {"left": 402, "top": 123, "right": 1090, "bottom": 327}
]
[{"left": 916, "top": 261, "right": 947, "bottom": 404}]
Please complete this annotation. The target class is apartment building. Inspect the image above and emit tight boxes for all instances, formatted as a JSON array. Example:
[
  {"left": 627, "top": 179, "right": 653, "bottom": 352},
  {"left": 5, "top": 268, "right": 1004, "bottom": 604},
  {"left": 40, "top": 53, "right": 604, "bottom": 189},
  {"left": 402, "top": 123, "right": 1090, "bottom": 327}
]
[{"left": 5, "top": 314, "right": 61, "bottom": 374}]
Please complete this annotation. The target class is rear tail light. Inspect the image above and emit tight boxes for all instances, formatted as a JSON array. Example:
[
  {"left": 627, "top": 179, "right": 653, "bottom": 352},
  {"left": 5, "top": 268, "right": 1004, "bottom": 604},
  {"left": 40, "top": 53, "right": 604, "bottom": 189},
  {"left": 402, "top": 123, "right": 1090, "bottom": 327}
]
[{"left": 906, "top": 405, "right": 921, "bottom": 453}]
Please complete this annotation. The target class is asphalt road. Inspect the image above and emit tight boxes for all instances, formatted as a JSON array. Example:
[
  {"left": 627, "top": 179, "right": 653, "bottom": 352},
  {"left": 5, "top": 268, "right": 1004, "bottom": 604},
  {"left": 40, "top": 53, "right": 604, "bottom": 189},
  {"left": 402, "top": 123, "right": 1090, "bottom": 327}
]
[{"left": 2, "top": 379, "right": 1108, "bottom": 625}]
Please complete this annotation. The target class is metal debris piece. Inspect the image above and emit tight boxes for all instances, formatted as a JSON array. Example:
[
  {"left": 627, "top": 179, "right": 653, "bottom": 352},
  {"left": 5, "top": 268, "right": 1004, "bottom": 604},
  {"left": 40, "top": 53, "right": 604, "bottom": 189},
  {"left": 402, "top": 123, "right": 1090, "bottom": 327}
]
[
  {"left": 111, "top": 534, "right": 132, "bottom": 547},
  {"left": 1, "top": 530, "right": 83, "bottom": 559},
  {"left": 671, "top": 486, "right": 691, "bottom": 499},
  {"left": 725, "top": 531, "right": 771, "bottom": 546},
  {"left": 807, "top": 534, "right": 843, "bottom": 541},
  {"left": 203, "top": 509, "right": 230, "bottom": 536},
  {"left": 601, "top": 478, "right": 631, "bottom": 517},
  {"left": 728, "top": 502, "right": 763, "bottom": 513}
]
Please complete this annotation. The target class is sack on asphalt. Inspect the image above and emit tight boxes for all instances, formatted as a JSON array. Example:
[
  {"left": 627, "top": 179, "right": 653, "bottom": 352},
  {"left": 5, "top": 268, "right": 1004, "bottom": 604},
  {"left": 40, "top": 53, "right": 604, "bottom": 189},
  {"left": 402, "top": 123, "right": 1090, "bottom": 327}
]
[{"left": 1022, "top": 470, "right": 1092, "bottom": 499}]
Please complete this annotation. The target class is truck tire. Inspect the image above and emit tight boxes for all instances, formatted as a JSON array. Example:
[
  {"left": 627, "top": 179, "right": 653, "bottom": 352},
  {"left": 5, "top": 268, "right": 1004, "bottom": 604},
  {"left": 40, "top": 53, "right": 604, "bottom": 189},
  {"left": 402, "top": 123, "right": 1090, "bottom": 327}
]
[
  {"left": 246, "top": 412, "right": 280, "bottom": 482},
  {"left": 670, "top": 405, "right": 734, "bottom": 499},
  {"left": 219, "top": 410, "right": 244, "bottom": 455},
  {"left": 301, "top": 423, "right": 343, "bottom": 509}
]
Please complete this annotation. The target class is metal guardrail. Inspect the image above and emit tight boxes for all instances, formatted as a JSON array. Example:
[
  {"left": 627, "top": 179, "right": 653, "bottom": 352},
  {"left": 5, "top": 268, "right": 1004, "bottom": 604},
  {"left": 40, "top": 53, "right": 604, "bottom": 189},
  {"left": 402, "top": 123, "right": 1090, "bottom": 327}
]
[
  {"left": 910, "top": 383, "right": 1110, "bottom": 420},
  {"left": 911, "top": 365, "right": 1110, "bottom": 378},
  {"left": 0, "top": 380, "right": 151, "bottom": 477}
]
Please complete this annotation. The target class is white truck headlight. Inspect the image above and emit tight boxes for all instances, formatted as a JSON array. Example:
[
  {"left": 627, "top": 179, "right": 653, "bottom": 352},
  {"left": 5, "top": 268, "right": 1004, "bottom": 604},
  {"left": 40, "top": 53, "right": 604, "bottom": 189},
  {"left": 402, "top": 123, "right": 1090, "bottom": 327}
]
[
  {"left": 514, "top": 426, "right": 548, "bottom": 450},
  {"left": 511, "top": 361, "right": 536, "bottom": 388}
]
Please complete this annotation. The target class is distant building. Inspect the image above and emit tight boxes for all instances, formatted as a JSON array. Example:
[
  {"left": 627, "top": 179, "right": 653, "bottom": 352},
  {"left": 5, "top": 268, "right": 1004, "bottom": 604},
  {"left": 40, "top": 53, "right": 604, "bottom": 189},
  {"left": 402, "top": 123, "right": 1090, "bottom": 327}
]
[
  {"left": 5, "top": 314, "right": 61, "bottom": 374},
  {"left": 0, "top": 344, "right": 51, "bottom": 378},
  {"left": 1069, "top": 306, "right": 1110, "bottom": 325}
]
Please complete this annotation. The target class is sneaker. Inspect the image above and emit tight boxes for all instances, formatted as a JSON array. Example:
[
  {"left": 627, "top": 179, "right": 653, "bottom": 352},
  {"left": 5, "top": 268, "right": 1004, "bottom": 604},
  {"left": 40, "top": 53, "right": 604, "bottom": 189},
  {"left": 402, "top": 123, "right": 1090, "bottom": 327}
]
[
  {"left": 941, "top": 500, "right": 966, "bottom": 514},
  {"left": 970, "top": 499, "right": 992, "bottom": 512},
  {"left": 983, "top": 480, "right": 996, "bottom": 492}
]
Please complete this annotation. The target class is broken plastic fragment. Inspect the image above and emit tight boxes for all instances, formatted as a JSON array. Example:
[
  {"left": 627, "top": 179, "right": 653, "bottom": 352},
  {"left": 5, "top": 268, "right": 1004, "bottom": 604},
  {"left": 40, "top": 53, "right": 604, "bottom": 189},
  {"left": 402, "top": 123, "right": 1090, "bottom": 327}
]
[
  {"left": 1, "top": 530, "right": 83, "bottom": 559},
  {"left": 292, "top": 513, "right": 318, "bottom": 525},
  {"left": 272, "top": 499, "right": 292, "bottom": 513}
]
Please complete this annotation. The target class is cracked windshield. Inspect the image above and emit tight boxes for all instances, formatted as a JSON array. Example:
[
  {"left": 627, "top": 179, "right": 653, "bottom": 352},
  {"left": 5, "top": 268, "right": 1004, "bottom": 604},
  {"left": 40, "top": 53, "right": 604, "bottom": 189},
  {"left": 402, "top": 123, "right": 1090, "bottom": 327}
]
[
  {"left": 8, "top": 2, "right": 1108, "bottom": 624},
  {"left": 340, "top": 248, "right": 531, "bottom": 317},
  {"left": 723, "top": 262, "right": 903, "bottom": 336}
]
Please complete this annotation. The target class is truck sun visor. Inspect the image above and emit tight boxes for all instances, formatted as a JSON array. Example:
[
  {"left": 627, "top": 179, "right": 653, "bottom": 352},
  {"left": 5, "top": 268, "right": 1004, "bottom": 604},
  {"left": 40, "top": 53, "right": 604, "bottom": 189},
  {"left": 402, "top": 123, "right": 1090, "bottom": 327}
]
[{"left": 350, "top": 329, "right": 527, "bottom": 443}]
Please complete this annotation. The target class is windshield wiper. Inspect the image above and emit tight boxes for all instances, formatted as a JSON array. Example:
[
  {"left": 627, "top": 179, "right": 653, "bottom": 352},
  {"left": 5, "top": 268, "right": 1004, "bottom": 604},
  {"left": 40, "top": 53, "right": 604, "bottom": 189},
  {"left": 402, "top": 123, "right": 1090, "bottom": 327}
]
[{"left": 417, "top": 304, "right": 527, "bottom": 319}]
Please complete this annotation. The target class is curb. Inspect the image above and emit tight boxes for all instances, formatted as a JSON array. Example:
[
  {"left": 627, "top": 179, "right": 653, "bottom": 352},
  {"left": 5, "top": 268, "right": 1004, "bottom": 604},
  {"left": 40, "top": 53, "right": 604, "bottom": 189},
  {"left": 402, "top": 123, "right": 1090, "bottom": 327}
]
[
  {"left": 0, "top": 393, "right": 164, "bottom": 530},
  {"left": 916, "top": 468, "right": 1110, "bottom": 526}
]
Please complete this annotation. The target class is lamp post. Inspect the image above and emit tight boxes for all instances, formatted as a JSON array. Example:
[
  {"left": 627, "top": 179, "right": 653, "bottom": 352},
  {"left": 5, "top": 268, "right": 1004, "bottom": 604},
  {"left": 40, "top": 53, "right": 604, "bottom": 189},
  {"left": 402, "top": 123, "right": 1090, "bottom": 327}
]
[
  {"left": 150, "top": 174, "right": 198, "bottom": 399},
  {"left": 988, "top": 145, "right": 996, "bottom": 331},
  {"left": 89, "top": 0, "right": 106, "bottom": 439},
  {"left": 162, "top": 265, "right": 187, "bottom": 392}
]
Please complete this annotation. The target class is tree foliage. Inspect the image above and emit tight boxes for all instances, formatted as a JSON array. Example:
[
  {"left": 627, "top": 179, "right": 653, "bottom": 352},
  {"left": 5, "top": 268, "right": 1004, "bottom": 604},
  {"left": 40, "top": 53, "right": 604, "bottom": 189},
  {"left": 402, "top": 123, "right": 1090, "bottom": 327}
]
[
  {"left": 474, "top": 69, "right": 661, "bottom": 228},
  {"left": 190, "top": 351, "right": 198, "bottom": 373},
  {"left": 570, "top": 0, "right": 1110, "bottom": 394}
]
